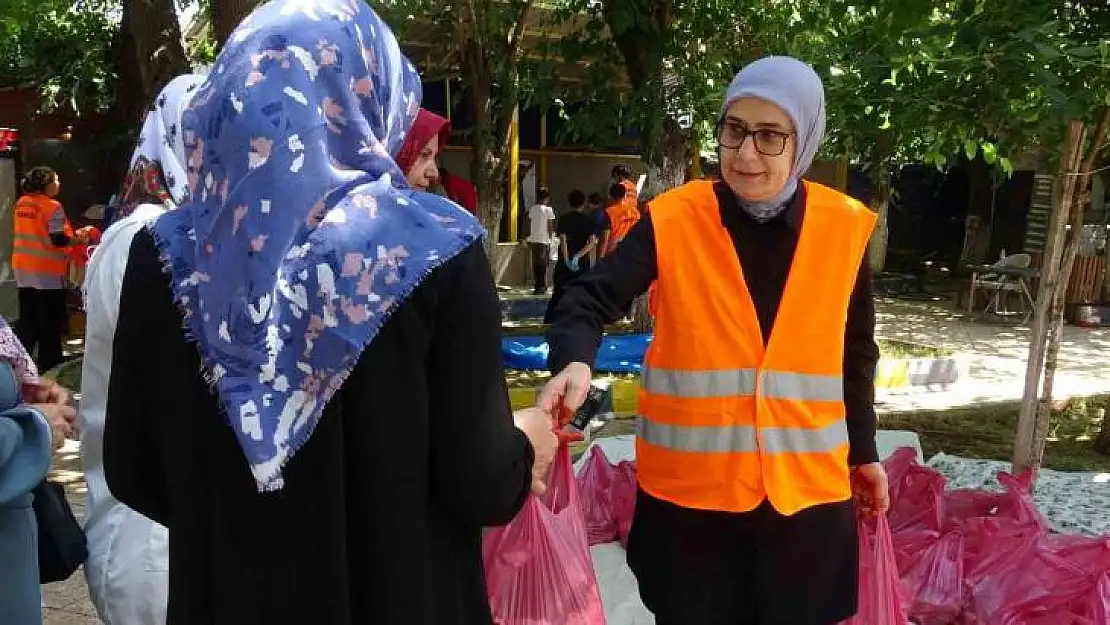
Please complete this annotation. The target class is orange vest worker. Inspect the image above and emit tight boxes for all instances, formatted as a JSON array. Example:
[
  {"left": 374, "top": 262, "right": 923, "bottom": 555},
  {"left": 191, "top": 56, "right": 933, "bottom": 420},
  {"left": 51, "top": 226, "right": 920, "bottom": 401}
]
[
  {"left": 13, "top": 193, "right": 72, "bottom": 281},
  {"left": 637, "top": 179, "right": 876, "bottom": 516}
]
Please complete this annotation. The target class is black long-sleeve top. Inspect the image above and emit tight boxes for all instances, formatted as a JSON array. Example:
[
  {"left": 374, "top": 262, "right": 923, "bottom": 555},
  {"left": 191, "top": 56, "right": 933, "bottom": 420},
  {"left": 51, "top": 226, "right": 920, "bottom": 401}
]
[
  {"left": 104, "top": 231, "right": 534, "bottom": 625},
  {"left": 547, "top": 181, "right": 880, "bottom": 465}
]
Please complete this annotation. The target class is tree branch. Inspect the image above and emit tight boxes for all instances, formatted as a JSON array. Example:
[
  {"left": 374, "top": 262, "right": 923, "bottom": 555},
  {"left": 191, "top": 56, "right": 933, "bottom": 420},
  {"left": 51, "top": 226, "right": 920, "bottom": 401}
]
[
  {"left": 508, "top": 0, "right": 536, "bottom": 59},
  {"left": 1081, "top": 105, "right": 1110, "bottom": 175},
  {"left": 459, "top": 0, "right": 485, "bottom": 68}
]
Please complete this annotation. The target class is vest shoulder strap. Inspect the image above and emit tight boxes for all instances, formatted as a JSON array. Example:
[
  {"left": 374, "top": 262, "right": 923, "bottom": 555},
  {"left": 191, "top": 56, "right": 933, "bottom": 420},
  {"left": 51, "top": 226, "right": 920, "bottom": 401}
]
[
  {"left": 803, "top": 181, "right": 875, "bottom": 223},
  {"left": 648, "top": 180, "right": 717, "bottom": 225}
]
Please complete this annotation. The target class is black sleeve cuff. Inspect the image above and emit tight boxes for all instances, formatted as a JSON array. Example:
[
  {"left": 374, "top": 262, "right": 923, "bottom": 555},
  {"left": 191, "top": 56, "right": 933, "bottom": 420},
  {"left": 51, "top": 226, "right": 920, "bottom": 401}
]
[{"left": 847, "top": 426, "right": 880, "bottom": 466}]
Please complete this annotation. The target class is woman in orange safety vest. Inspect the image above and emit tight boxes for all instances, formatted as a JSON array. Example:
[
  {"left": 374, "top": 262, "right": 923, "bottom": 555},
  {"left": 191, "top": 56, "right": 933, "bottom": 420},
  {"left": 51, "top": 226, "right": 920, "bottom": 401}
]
[
  {"left": 541, "top": 56, "right": 890, "bottom": 625},
  {"left": 11, "top": 167, "right": 91, "bottom": 373}
]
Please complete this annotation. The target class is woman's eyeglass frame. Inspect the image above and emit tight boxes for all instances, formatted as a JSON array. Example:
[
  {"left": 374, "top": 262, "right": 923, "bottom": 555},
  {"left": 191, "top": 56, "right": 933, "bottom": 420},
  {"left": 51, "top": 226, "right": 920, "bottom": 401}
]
[{"left": 716, "top": 119, "right": 793, "bottom": 157}]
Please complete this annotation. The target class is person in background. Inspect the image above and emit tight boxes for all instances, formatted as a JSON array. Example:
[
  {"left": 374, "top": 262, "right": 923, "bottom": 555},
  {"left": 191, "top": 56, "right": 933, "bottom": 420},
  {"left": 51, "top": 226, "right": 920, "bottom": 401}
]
[
  {"left": 0, "top": 315, "right": 76, "bottom": 625},
  {"left": 540, "top": 56, "right": 888, "bottom": 624},
  {"left": 396, "top": 108, "right": 449, "bottom": 193},
  {"left": 11, "top": 167, "right": 93, "bottom": 373},
  {"left": 102, "top": 2, "right": 557, "bottom": 623},
  {"left": 440, "top": 165, "right": 478, "bottom": 216},
  {"left": 81, "top": 73, "right": 206, "bottom": 625},
  {"left": 526, "top": 187, "right": 556, "bottom": 295},
  {"left": 544, "top": 190, "right": 598, "bottom": 323},
  {"left": 396, "top": 110, "right": 478, "bottom": 215},
  {"left": 602, "top": 164, "right": 644, "bottom": 257}
]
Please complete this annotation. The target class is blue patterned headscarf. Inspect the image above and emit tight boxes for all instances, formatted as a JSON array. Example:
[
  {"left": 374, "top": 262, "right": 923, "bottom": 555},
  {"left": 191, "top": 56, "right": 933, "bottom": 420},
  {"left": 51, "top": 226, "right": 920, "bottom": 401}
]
[{"left": 148, "top": 0, "right": 483, "bottom": 491}]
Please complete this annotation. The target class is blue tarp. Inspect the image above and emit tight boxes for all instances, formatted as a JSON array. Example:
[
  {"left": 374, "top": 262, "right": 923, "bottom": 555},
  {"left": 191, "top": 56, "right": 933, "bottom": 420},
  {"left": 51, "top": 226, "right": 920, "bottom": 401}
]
[{"left": 502, "top": 333, "right": 652, "bottom": 373}]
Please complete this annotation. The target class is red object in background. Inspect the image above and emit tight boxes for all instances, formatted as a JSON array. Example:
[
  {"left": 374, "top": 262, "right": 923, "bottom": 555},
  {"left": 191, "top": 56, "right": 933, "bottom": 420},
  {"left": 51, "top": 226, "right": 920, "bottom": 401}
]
[
  {"left": 66, "top": 226, "right": 102, "bottom": 268},
  {"left": 442, "top": 170, "right": 478, "bottom": 215},
  {"left": 0, "top": 128, "right": 18, "bottom": 151}
]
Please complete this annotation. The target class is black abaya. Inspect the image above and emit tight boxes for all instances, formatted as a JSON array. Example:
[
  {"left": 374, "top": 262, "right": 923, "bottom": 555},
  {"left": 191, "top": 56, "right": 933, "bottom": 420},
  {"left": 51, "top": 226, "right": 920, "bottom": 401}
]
[{"left": 104, "top": 230, "right": 534, "bottom": 625}]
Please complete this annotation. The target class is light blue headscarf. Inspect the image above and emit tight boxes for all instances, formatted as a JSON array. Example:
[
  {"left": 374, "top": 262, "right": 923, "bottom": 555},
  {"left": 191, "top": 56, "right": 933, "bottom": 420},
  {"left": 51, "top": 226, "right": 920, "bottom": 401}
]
[
  {"left": 721, "top": 56, "right": 827, "bottom": 222},
  {"left": 149, "top": 0, "right": 483, "bottom": 491}
]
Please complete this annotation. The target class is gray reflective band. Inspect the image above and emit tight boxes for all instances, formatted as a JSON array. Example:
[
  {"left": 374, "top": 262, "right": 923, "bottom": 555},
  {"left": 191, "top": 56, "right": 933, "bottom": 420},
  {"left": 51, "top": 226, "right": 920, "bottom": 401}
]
[
  {"left": 13, "top": 235, "right": 66, "bottom": 261},
  {"left": 761, "top": 371, "right": 844, "bottom": 402},
  {"left": 639, "top": 419, "right": 757, "bottom": 453},
  {"left": 639, "top": 418, "right": 848, "bottom": 454},
  {"left": 759, "top": 420, "right": 849, "bottom": 454},
  {"left": 643, "top": 367, "right": 757, "bottom": 398},
  {"left": 642, "top": 367, "right": 843, "bottom": 402}
]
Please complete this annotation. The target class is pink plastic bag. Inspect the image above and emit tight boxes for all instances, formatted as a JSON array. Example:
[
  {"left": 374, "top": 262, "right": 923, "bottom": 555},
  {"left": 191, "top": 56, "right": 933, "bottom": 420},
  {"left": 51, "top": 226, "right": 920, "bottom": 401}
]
[
  {"left": 1075, "top": 573, "right": 1110, "bottom": 624},
  {"left": 483, "top": 445, "right": 606, "bottom": 625},
  {"left": 965, "top": 536, "right": 1093, "bottom": 625},
  {"left": 945, "top": 471, "right": 1046, "bottom": 533},
  {"left": 576, "top": 446, "right": 620, "bottom": 546},
  {"left": 883, "top": 447, "right": 946, "bottom": 533},
  {"left": 612, "top": 461, "right": 636, "bottom": 548},
  {"left": 900, "top": 531, "right": 964, "bottom": 624},
  {"left": 892, "top": 528, "right": 940, "bottom": 573},
  {"left": 841, "top": 515, "right": 912, "bottom": 625}
]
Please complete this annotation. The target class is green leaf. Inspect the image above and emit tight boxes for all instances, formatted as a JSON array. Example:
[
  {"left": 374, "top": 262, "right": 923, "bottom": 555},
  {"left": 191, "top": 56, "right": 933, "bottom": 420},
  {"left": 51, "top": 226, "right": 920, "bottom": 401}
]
[
  {"left": 982, "top": 142, "right": 998, "bottom": 164},
  {"left": 999, "top": 157, "right": 1014, "bottom": 175},
  {"left": 1067, "top": 46, "right": 1098, "bottom": 59},
  {"left": 964, "top": 139, "right": 978, "bottom": 160},
  {"left": 1034, "top": 42, "right": 1062, "bottom": 60}
]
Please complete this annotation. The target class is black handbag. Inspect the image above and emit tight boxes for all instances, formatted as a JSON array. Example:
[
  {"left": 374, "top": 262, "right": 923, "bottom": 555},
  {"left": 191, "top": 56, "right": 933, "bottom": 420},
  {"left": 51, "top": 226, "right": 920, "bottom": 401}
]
[{"left": 31, "top": 479, "right": 88, "bottom": 583}]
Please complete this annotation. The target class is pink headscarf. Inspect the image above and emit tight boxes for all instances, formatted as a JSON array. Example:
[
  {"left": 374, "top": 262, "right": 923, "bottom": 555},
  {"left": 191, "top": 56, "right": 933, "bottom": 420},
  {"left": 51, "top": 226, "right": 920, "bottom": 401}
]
[{"left": 0, "top": 316, "right": 38, "bottom": 384}]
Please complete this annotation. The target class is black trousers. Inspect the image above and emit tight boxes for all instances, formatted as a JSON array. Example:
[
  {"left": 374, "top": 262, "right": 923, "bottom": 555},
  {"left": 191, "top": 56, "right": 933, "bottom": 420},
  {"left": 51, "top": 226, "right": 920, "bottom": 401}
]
[
  {"left": 15, "top": 287, "right": 67, "bottom": 374},
  {"left": 529, "top": 242, "right": 549, "bottom": 294},
  {"left": 628, "top": 489, "right": 859, "bottom": 625}
]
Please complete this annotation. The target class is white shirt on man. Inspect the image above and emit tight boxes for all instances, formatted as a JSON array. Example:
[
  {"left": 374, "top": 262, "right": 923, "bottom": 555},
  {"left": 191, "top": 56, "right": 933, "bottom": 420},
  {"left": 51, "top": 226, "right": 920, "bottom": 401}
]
[{"left": 527, "top": 203, "right": 556, "bottom": 244}]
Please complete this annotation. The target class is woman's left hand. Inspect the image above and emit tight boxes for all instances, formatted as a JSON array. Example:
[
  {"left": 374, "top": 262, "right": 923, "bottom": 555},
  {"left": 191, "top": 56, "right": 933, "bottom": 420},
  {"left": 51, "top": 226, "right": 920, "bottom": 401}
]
[
  {"left": 23, "top": 379, "right": 71, "bottom": 407},
  {"left": 851, "top": 462, "right": 890, "bottom": 518}
]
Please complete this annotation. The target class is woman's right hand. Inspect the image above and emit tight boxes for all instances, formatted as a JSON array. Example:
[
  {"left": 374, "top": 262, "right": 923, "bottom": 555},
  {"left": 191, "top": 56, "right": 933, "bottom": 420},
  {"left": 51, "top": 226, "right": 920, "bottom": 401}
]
[
  {"left": 536, "top": 362, "right": 592, "bottom": 426},
  {"left": 32, "top": 402, "right": 76, "bottom": 451},
  {"left": 513, "top": 407, "right": 559, "bottom": 495}
]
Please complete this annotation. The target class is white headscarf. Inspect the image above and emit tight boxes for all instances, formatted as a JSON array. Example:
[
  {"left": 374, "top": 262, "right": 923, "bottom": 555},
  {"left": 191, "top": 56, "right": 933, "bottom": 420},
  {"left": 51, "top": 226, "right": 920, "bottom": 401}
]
[
  {"left": 721, "top": 56, "right": 827, "bottom": 222},
  {"left": 114, "top": 74, "right": 206, "bottom": 223}
]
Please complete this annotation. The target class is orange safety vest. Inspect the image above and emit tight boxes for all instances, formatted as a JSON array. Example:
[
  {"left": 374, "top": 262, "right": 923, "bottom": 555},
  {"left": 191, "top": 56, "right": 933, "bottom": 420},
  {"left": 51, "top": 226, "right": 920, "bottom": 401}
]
[
  {"left": 13, "top": 194, "right": 71, "bottom": 279},
  {"left": 604, "top": 179, "right": 641, "bottom": 254},
  {"left": 637, "top": 179, "right": 876, "bottom": 516}
]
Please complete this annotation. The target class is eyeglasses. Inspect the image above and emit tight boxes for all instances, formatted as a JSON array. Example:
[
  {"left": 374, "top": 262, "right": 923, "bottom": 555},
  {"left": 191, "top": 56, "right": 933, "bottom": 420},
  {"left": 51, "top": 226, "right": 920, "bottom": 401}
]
[{"left": 717, "top": 120, "right": 792, "bottom": 156}]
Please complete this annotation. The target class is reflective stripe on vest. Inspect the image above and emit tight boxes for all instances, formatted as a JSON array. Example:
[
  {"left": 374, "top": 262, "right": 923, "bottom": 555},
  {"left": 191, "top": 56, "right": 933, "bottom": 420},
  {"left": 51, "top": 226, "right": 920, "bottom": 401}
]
[
  {"left": 14, "top": 233, "right": 68, "bottom": 261},
  {"left": 642, "top": 367, "right": 843, "bottom": 402},
  {"left": 639, "top": 418, "right": 849, "bottom": 454}
]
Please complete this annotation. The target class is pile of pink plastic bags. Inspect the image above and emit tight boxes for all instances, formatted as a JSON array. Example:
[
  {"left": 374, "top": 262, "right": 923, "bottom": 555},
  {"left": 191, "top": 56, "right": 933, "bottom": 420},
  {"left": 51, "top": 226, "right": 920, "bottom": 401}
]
[{"left": 575, "top": 445, "right": 1110, "bottom": 625}]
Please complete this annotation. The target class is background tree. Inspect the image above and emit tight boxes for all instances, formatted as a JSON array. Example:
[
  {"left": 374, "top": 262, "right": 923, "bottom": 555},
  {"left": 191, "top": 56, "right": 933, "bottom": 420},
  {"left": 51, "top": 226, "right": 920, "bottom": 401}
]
[
  {"left": 209, "top": 0, "right": 260, "bottom": 48},
  {"left": 120, "top": 0, "right": 191, "bottom": 124},
  {"left": 376, "top": 0, "right": 540, "bottom": 248},
  {"left": 552, "top": 0, "right": 796, "bottom": 195},
  {"left": 0, "top": 0, "right": 118, "bottom": 115}
]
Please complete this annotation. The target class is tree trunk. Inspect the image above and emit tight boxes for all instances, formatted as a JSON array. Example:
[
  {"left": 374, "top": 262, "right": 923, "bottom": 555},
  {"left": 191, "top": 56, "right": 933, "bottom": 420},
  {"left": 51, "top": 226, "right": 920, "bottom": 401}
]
[
  {"left": 1094, "top": 404, "right": 1110, "bottom": 455},
  {"left": 1013, "top": 120, "right": 1086, "bottom": 474},
  {"left": 645, "top": 120, "right": 688, "bottom": 197},
  {"left": 1015, "top": 107, "right": 1110, "bottom": 475},
  {"left": 211, "top": 0, "right": 260, "bottom": 49},
  {"left": 868, "top": 175, "right": 892, "bottom": 273},
  {"left": 121, "top": 0, "right": 190, "bottom": 117}
]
